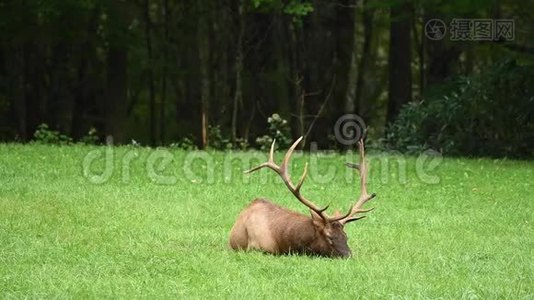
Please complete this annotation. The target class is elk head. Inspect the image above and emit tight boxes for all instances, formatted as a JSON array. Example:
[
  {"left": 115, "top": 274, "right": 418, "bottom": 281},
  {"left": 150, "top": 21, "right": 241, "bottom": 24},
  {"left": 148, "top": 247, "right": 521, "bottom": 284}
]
[{"left": 243, "top": 136, "right": 376, "bottom": 258}]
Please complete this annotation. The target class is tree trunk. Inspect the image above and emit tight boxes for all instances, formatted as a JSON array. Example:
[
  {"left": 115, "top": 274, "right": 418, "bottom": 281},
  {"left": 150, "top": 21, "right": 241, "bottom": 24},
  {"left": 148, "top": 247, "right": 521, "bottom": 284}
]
[
  {"left": 355, "top": 2, "right": 375, "bottom": 116},
  {"left": 144, "top": 0, "right": 156, "bottom": 146},
  {"left": 8, "top": 45, "right": 26, "bottom": 140},
  {"left": 344, "top": 2, "right": 359, "bottom": 114},
  {"left": 412, "top": 6, "right": 425, "bottom": 95},
  {"left": 72, "top": 7, "right": 100, "bottom": 139},
  {"left": 387, "top": 1, "right": 412, "bottom": 124},
  {"left": 198, "top": 2, "right": 211, "bottom": 149},
  {"left": 103, "top": 0, "right": 129, "bottom": 143},
  {"left": 23, "top": 42, "right": 46, "bottom": 137},
  {"left": 105, "top": 47, "right": 128, "bottom": 143},
  {"left": 49, "top": 43, "right": 74, "bottom": 134},
  {"left": 423, "top": 9, "right": 460, "bottom": 87},
  {"left": 289, "top": 21, "right": 303, "bottom": 142},
  {"left": 232, "top": 0, "right": 244, "bottom": 146},
  {"left": 159, "top": 0, "right": 169, "bottom": 144},
  {"left": 274, "top": 15, "right": 291, "bottom": 121},
  {"left": 72, "top": 46, "right": 89, "bottom": 140}
]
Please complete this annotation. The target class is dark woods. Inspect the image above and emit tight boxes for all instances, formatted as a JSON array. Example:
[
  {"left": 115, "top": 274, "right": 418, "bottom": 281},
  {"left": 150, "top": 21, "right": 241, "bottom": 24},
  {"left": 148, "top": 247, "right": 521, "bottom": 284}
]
[{"left": 0, "top": 0, "right": 532, "bottom": 157}]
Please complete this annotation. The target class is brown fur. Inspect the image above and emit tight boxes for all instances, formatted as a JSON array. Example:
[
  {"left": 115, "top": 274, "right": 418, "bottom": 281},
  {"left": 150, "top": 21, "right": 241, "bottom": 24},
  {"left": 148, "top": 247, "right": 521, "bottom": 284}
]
[{"left": 229, "top": 198, "right": 351, "bottom": 258}]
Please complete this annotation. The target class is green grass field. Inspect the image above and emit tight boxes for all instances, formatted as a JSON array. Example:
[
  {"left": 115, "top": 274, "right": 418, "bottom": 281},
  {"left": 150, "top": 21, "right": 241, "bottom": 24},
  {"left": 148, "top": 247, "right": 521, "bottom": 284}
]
[{"left": 1, "top": 144, "right": 533, "bottom": 298}]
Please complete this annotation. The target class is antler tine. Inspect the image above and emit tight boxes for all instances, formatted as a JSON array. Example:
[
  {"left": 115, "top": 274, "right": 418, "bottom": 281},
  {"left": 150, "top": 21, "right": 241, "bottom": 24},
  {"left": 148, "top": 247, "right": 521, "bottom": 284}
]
[
  {"left": 245, "top": 136, "right": 330, "bottom": 221},
  {"left": 338, "top": 138, "right": 377, "bottom": 224},
  {"left": 358, "top": 139, "right": 368, "bottom": 197},
  {"left": 244, "top": 139, "right": 279, "bottom": 174},
  {"left": 279, "top": 137, "right": 329, "bottom": 217},
  {"left": 280, "top": 136, "right": 303, "bottom": 175},
  {"left": 268, "top": 138, "right": 276, "bottom": 163},
  {"left": 295, "top": 162, "right": 308, "bottom": 192}
]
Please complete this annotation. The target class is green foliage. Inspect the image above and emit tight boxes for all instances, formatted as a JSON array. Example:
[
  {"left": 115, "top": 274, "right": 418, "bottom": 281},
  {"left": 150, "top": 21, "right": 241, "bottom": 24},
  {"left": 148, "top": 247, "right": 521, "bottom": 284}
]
[
  {"left": 79, "top": 127, "right": 99, "bottom": 145},
  {"left": 33, "top": 124, "right": 73, "bottom": 145},
  {"left": 208, "top": 125, "right": 232, "bottom": 150},
  {"left": 1, "top": 0, "right": 532, "bottom": 157},
  {"left": 234, "top": 138, "right": 250, "bottom": 151},
  {"left": 282, "top": 1, "right": 313, "bottom": 17},
  {"left": 169, "top": 137, "right": 198, "bottom": 151},
  {"left": 251, "top": 0, "right": 312, "bottom": 13},
  {"left": 251, "top": 0, "right": 313, "bottom": 25},
  {"left": 256, "top": 113, "right": 291, "bottom": 150},
  {"left": 385, "top": 60, "right": 534, "bottom": 157},
  {"left": 34, "top": 125, "right": 100, "bottom": 145}
]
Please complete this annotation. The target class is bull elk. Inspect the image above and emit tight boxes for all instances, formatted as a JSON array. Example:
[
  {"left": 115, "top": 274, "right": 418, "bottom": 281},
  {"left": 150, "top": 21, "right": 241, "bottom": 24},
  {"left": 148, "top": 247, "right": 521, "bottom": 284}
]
[{"left": 229, "top": 136, "right": 376, "bottom": 258}]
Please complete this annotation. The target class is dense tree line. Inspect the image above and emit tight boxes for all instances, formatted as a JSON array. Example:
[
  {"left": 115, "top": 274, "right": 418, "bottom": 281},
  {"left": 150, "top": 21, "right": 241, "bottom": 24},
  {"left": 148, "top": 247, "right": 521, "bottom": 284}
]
[{"left": 0, "top": 0, "right": 532, "bottom": 154}]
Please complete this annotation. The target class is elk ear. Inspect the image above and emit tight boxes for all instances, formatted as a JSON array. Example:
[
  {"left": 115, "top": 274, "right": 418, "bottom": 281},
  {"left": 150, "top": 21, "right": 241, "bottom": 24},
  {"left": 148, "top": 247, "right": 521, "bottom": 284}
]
[
  {"left": 310, "top": 210, "right": 325, "bottom": 228},
  {"left": 331, "top": 221, "right": 344, "bottom": 229}
]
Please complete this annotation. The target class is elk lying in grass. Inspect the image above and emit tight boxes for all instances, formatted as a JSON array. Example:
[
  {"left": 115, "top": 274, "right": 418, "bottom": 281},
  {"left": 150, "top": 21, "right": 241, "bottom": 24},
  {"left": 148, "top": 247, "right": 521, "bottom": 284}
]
[{"left": 228, "top": 136, "right": 376, "bottom": 258}]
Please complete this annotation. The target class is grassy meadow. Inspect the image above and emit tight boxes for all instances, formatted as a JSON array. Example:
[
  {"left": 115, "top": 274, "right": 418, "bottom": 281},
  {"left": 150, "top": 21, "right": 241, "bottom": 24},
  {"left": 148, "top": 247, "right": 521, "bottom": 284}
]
[{"left": 0, "top": 144, "right": 533, "bottom": 298}]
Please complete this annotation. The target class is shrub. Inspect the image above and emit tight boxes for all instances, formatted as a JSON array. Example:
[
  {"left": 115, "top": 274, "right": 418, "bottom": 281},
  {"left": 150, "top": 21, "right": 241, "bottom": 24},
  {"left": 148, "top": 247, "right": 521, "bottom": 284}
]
[
  {"left": 385, "top": 60, "right": 534, "bottom": 157},
  {"left": 234, "top": 137, "right": 249, "bottom": 150},
  {"left": 79, "top": 127, "right": 99, "bottom": 145},
  {"left": 208, "top": 125, "right": 232, "bottom": 150},
  {"left": 33, "top": 124, "right": 72, "bottom": 145},
  {"left": 256, "top": 113, "right": 291, "bottom": 150},
  {"left": 169, "top": 136, "right": 198, "bottom": 151}
]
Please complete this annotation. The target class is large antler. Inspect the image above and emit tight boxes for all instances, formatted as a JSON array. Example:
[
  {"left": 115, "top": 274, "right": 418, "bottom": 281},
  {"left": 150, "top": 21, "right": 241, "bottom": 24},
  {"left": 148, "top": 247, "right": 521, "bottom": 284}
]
[
  {"left": 244, "top": 136, "right": 332, "bottom": 221},
  {"left": 338, "top": 139, "right": 377, "bottom": 224}
]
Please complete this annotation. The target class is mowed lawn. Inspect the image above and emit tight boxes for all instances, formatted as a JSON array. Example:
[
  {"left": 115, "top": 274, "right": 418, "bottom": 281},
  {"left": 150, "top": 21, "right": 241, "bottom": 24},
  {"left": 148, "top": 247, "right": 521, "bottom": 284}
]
[{"left": 0, "top": 144, "right": 532, "bottom": 298}]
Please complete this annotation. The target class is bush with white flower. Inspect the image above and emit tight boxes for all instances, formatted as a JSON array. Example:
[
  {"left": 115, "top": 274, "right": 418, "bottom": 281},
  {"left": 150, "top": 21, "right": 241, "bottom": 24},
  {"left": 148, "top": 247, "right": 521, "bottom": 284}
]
[{"left": 256, "top": 113, "right": 291, "bottom": 150}]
